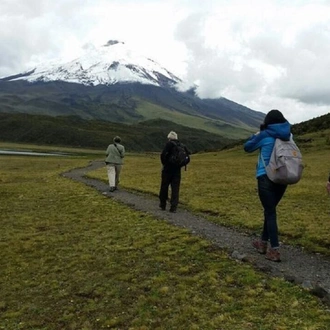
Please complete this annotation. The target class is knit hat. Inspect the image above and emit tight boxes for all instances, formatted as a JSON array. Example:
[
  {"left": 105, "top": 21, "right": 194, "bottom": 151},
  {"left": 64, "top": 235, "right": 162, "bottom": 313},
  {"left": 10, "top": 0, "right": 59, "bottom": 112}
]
[
  {"left": 113, "top": 136, "right": 121, "bottom": 143},
  {"left": 167, "top": 131, "right": 178, "bottom": 140},
  {"left": 264, "top": 109, "right": 287, "bottom": 127}
]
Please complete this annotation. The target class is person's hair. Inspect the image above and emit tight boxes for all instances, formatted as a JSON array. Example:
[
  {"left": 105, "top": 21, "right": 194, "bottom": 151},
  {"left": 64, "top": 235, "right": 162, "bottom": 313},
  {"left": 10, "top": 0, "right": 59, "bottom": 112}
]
[
  {"left": 113, "top": 136, "right": 121, "bottom": 143},
  {"left": 167, "top": 131, "right": 178, "bottom": 140},
  {"left": 261, "top": 109, "right": 287, "bottom": 130}
]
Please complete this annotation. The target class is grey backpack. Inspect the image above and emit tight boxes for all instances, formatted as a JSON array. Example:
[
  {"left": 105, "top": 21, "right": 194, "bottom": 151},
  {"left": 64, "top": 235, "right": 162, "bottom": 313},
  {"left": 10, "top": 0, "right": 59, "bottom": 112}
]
[{"left": 261, "top": 136, "right": 304, "bottom": 185}]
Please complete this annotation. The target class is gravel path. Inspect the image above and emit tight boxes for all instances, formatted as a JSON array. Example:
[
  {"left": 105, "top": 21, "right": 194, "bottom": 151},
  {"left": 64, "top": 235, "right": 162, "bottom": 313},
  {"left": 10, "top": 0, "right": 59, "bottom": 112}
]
[{"left": 62, "top": 160, "right": 330, "bottom": 306}]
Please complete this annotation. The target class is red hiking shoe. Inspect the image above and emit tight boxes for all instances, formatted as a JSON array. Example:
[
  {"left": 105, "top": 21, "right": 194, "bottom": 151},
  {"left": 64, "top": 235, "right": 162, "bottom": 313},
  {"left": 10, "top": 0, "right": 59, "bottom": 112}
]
[
  {"left": 265, "top": 248, "right": 281, "bottom": 262},
  {"left": 252, "top": 240, "right": 267, "bottom": 254}
]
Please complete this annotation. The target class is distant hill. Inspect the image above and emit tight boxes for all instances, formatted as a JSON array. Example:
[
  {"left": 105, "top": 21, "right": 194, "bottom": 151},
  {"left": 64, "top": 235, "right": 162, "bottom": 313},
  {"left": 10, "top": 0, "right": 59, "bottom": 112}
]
[
  {"left": 292, "top": 112, "right": 330, "bottom": 135},
  {"left": 0, "top": 113, "right": 234, "bottom": 153}
]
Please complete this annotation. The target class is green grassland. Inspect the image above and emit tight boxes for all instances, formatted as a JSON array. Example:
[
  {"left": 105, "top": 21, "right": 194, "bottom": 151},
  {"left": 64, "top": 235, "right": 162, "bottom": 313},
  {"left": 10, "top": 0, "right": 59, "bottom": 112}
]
[
  {"left": 1, "top": 156, "right": 330, "bottom": 328},
  {"left": 89, "top": 129, "right": 330, "bottom": 255},
  {"left": 136, "top": 99, "right": 254, "bottom": 139},
  {"left": 0, "top": 113, "right": 234, "bottom": 153}
]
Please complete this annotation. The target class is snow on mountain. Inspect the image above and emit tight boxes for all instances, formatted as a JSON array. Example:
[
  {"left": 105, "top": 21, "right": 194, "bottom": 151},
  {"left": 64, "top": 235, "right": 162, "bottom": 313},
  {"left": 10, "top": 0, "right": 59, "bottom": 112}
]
[{"left": 6, "top": 40, "right": 182, "bottom": 88}]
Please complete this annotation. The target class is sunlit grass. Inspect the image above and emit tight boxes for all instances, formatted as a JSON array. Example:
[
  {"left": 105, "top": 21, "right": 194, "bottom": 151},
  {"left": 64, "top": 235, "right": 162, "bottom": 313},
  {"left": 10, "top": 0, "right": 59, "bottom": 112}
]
[{"left": 1, "top": 156, "right": 330, "bottom": 329}]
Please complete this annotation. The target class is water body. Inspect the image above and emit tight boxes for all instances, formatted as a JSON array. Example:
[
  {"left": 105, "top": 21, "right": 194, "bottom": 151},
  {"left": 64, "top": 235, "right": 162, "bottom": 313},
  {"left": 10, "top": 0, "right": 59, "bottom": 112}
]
[{"left": 0, "top": 150, "right": 66, "bottom": 156}]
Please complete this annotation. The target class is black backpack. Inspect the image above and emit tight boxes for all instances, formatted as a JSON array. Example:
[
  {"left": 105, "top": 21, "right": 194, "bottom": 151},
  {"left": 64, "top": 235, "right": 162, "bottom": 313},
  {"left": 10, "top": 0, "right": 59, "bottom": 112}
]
[{"left": 168, "top": 141, "right": 190, "bottom": 168}]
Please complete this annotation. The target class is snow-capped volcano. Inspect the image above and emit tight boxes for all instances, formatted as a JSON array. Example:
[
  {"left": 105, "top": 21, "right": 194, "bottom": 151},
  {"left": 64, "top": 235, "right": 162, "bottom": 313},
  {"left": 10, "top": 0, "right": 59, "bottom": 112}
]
[{"left": 5, "top": 40, "right": 182, "bottom": 88}]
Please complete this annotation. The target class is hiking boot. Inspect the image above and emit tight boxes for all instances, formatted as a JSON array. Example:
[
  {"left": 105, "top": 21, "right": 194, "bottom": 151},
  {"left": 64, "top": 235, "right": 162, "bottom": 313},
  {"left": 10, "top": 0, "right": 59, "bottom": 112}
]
[
  {"left": 109, "top": 187, "right": 116, "bottom": 192},
  {"left": 252, "top": 240, "right": 267, "bottom": 254},
  {"left": 159, "top": 202, "right": 166, "bottom": 211},
  {"left": 265, "top": 248, "right": 281, "bottom": 262},
  {"left": 169, "top": 207, "right": 177, "bottom": 213}
]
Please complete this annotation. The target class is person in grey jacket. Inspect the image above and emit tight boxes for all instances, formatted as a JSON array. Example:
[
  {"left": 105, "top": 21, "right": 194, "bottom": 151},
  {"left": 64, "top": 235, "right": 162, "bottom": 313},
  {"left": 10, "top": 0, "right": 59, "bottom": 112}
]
[{"left": 105, "top": 136, "right": 125, "bottom": 192}]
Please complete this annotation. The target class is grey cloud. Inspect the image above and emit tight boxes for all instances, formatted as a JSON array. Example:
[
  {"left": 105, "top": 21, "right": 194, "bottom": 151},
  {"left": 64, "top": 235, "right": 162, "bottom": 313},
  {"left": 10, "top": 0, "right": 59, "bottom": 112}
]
[
  {"left": 175, "top": 13, "right": 208, "bottom": 59},
  {"left": 0, "top": 0, "right": 95, "bottom": 76},
  {"left": 0, "top": 16, "right": 63, "bottom": 75},
  {"left": 176, "top": 11, "right": 330, "bottom": 108},
  {"left": 175, "top": 13, "right": 265, "bottom": 99},
  {"left": 0, "top": 0, "right": 86, "bottom": 19},
  {"left": 270, "top": 23, "right": 330, "bottom": 105},
  {"left": 0, "top": 0, "right": 45, "bottom": 18},
  {"left": 248, "top": 34, "right": 292, "bottom": 67}
]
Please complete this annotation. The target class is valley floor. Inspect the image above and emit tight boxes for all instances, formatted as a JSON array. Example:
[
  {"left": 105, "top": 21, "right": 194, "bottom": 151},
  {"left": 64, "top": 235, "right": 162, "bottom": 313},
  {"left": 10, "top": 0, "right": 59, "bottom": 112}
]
[{"left": 63, "top": 161, "right": 330, "bottom": 307}]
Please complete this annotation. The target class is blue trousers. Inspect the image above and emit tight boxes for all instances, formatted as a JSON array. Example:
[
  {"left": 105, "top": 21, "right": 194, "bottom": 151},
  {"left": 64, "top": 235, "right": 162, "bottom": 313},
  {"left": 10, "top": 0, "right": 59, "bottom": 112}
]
[{"left": 257, "top": 174, "right": 287, "bottom": 248}]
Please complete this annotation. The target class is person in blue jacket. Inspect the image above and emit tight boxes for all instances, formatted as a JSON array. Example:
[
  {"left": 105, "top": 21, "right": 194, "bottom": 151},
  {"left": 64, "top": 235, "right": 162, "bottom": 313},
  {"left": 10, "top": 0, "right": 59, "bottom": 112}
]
[{"left": 244, "top": 109, "right": 291, "bottom": 262}]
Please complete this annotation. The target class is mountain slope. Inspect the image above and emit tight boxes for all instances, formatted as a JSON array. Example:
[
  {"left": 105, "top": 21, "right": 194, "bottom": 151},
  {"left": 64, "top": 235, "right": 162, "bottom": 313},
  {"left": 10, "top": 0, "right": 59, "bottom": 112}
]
[
  {"left": 0, "top": 40, "right": 265, "bottom": 139},
  {"left": 0, "top": 80, "right": 264, "bottom": 139},
  {"left": 0, "top": 113, "right": 234, "bottom": 152}
]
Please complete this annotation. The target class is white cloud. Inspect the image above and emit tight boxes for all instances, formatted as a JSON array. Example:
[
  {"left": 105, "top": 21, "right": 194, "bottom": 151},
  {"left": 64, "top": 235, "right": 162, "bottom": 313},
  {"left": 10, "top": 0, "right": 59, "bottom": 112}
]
[
  {"left": 175, "top": 0, "right": 330, "bottom": 123},
  {"left": 0, "top": 0, "right": 330, "bottom": 123}
]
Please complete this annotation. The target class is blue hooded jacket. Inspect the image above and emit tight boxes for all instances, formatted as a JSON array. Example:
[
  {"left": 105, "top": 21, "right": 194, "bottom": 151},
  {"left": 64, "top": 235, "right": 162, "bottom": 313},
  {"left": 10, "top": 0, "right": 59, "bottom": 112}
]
[{"left": 244, "top": 121, "right": 291, "bottom": 178}]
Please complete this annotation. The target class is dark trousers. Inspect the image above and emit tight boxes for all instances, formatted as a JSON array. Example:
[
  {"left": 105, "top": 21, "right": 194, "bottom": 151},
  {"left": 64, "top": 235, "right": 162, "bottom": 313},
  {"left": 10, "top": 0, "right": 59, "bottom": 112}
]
[
  {"left": 258, "top": 174, "right": 287, "bottom": 248},
  {"left": 159, "top": 171, "right": 181, "bottom": 209}
]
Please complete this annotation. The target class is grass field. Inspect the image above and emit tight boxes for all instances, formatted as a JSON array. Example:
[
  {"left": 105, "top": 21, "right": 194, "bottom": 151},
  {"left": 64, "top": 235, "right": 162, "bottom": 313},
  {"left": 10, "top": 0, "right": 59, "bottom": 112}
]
[
  {"left": 89, "top": 132, "right": 330, "bottom": 255},
  {"left": 1, "top": 136, "right": 330, "bottom": 329}
]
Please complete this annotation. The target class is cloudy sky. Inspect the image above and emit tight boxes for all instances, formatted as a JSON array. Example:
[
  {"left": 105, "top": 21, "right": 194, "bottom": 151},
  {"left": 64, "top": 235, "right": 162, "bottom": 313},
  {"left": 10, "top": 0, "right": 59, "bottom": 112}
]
[{"left": 1, "top": 0, "right": 330, "bottom": 124}]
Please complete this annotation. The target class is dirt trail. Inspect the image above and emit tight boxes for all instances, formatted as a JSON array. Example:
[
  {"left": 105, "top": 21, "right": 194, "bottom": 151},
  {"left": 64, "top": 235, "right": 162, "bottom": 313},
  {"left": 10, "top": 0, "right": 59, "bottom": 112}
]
[{"left": 62, "top": 160, "right": 330, "bottom": 306}]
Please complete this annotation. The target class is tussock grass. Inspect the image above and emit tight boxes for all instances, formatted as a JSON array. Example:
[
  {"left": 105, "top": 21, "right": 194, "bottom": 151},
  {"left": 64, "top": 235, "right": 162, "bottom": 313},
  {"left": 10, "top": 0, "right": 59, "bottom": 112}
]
[
  {"left": 1, "top": 156, "right": 330, "bottom": 329},
  {"left": 90, "top": 141, "right": 330, "bottom": 255}
]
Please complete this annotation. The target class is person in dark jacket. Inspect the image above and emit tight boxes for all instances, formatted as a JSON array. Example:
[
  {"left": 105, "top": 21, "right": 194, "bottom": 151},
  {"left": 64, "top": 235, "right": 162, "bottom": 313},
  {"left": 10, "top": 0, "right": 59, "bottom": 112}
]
[
  {"left": 244, "top": 110, "right": 291, "bottom": 262},
  {"left": 159, "top": 131, "right": 187, "bottom": 213}
]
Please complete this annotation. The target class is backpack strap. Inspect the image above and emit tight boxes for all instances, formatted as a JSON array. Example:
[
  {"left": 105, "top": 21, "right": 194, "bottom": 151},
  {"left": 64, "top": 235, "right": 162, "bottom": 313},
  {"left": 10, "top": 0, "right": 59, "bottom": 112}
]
[
  {"left": 114, "top": 143, "right": 123, "bottom": 157},
  {"left": 260, "top": 137, "right": 277, "bottom": 169},
  {"left": 169, "top": 140, "right": 179, "bottom": 158}
]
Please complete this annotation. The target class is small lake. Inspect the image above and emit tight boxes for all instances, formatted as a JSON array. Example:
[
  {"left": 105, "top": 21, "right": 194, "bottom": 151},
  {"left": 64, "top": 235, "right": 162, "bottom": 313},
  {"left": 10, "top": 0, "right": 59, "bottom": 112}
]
[{"left": 0, "top": 150, "right": 67, "bottom": 156}]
